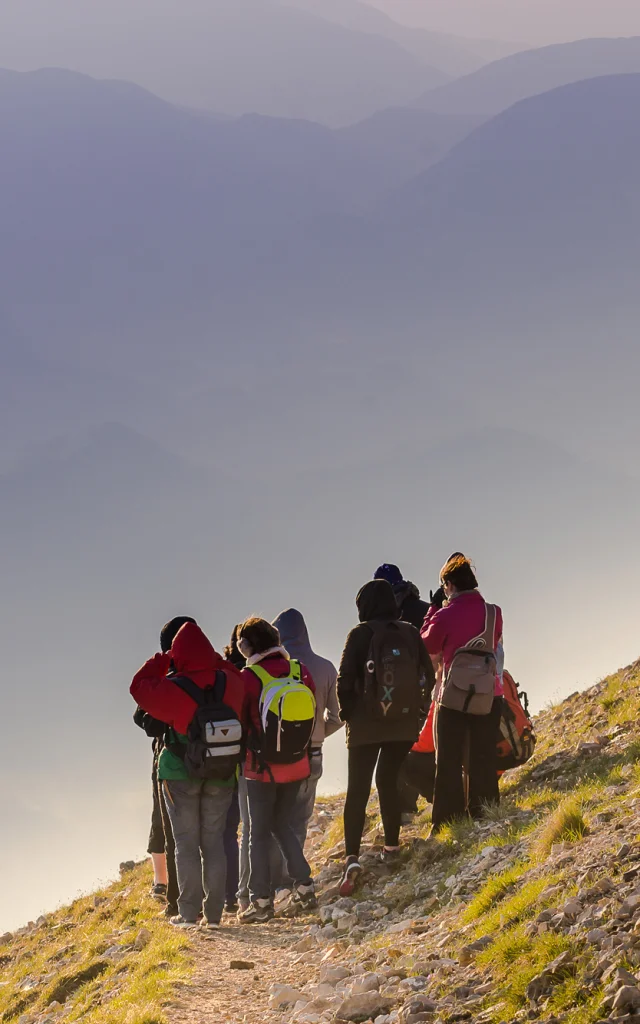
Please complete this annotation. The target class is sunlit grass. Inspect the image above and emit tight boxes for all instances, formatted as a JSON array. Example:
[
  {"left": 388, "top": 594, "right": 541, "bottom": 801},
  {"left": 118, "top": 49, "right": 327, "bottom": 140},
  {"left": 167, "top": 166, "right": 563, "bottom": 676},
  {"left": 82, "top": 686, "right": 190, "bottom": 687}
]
[
  {"left": 0, "top": 865, "right": 190, "bottom": 1024},
  {"left": 463, "top": 862, "right": 529, "bottom": 923},
  {"left": 532, "top": 796, "right": 588, "bottom": 859},
  {"left": 478, "top": 927, "right": 575, "bottom": 1019}
]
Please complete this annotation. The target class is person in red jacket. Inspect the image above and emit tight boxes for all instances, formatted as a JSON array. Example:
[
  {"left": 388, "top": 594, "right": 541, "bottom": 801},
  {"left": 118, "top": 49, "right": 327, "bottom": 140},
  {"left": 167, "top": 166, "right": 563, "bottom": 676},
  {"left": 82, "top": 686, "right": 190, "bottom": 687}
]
[
  {"left": 130, "top": 621, "right": 245, "bottom": 930},
  {"left": 237, "top": 616, "right": 317, "bottom": 923},
  {"left": 421, "top": 555, "right": 504, "bottom": 832}
]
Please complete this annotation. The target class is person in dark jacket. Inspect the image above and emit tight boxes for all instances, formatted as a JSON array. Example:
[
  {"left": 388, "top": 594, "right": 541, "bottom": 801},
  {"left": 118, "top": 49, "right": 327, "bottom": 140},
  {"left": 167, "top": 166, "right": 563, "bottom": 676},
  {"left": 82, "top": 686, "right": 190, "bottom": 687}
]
[
  {"left": 374, "top": 564, "right": 430, "bottom": 631},
  {"left": 337, "top": 580, "right": 435, "bottom": 896}
]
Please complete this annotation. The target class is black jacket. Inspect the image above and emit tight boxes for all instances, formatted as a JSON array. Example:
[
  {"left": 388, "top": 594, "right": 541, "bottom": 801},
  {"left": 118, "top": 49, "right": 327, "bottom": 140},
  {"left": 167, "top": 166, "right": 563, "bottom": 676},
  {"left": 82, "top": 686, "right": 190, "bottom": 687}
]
[
  {"left": 393, "top": 581, "right": 430, "bottom": 631},
  {"left": 337, "top": 580, "right": 435, "bottom": 748}
]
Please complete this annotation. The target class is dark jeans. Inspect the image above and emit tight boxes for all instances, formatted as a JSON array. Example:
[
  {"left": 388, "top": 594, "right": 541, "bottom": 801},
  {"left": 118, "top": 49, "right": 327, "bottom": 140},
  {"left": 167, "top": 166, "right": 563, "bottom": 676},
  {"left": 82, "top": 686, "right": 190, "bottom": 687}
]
[
  {"left": 148, "top": 754, "right": 166, "bottom": 855},
  {"left": 157, "top": 774, "right": 179, "bottom": 911},
  {"left": 163, "top": 779, "right": 233, "bottom": 923},
  {"left": 432, "top": 698, "right": 501, "bottom": 829},
  {"left": 279, "top": 749, "right": 323, "bottom": 889},
  {"left": 223, "top": 789, "right": 240, "bottom": 905},
  {"left": 246, "top": 779, "right": 313, "bottom": 901},
  {"left": 400, "top": 750, "right": 436, "bottom": 805},
  {"left": 343, "top": 741, "right": 414, "bottom": 858},
  {"left": 238, "top": 774, "right": 285, "bottom": 902}
]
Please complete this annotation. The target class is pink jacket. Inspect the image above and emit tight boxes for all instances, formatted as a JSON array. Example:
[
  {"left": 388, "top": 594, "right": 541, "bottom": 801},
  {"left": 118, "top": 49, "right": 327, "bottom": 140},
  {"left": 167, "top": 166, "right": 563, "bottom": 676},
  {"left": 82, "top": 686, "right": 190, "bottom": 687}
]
[{"left": 421, "top": 590, "right": 503, "bottom": 698}]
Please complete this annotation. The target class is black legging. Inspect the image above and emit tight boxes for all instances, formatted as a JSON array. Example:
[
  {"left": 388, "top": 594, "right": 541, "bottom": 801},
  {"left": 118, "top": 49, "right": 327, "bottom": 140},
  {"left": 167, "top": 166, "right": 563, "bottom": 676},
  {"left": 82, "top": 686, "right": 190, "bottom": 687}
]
[
  {"left": 432, "top": 698, "right": 501, "bottom": 829},
  {"left": 344, "top": 741, "right": 414, "bottom": 858}
]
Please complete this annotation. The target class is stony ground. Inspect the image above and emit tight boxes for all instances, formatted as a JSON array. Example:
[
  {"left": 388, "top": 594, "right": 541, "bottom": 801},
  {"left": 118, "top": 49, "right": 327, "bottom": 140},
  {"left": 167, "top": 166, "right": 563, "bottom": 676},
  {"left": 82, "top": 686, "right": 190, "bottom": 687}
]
[{"left": 5, "top": 657, "right": 640, "bottom": 1024}]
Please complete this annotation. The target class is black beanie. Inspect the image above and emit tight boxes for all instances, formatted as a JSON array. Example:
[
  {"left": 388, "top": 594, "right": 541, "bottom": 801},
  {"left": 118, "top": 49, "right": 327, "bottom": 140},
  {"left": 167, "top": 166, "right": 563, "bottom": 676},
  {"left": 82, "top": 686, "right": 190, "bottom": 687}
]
[{"left": 160, "top": 616, "right": 197, "bottom": 653}]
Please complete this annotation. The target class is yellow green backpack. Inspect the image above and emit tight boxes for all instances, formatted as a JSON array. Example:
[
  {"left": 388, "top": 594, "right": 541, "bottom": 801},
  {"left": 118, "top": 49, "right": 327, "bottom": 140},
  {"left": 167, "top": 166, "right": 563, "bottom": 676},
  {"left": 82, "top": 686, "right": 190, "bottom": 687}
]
[{"left": 249, "top": 659, "right": 316, "bottom": 765}]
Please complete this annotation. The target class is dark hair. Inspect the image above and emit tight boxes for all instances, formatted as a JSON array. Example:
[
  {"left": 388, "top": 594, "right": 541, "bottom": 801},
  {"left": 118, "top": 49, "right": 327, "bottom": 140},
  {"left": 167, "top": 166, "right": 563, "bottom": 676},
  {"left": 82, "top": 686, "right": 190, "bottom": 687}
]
[
  {"left": 160, "top": 615, "right": 197, "bottom": 653},
  {"left": 237, "top": 616, "right": 280, "bottom": 655},
  {"left": 223, "top": 624, "right": 246, "bottom": 669},
  {"left": 440, "top": 555, "right": 478, "bottom": 592}
]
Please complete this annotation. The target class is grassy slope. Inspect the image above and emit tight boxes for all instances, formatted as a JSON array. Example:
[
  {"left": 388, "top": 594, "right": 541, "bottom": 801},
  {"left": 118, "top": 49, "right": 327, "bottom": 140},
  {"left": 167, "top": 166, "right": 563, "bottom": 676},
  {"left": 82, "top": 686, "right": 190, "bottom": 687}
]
[{"left": 0, "top": 865, "right": 190, "bottom": 1024}]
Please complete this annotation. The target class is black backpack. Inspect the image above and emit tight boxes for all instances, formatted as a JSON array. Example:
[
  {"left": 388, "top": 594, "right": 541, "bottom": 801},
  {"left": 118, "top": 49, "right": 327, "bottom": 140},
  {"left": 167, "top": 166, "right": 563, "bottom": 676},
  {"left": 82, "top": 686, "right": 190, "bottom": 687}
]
[
  {"left": 364, "top": 620, "right": 425, "bottom": 722},
  {"left": 168, "top": 671, "right": 243, "bottom": 781}
]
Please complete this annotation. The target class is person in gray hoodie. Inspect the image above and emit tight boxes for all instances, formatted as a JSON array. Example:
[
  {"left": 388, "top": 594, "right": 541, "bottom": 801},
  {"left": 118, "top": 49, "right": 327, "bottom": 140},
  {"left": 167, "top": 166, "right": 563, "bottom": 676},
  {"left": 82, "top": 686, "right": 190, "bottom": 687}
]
[{"left": 272, "top": 608, "right": 343, "bottom": 847}]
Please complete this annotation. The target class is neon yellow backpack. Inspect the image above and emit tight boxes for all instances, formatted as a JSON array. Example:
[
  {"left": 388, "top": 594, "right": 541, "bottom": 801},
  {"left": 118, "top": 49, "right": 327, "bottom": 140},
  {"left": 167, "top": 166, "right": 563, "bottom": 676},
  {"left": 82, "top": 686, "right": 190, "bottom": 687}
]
[{"left": 249, "top": 659, "right": 316, "bottom": 764}]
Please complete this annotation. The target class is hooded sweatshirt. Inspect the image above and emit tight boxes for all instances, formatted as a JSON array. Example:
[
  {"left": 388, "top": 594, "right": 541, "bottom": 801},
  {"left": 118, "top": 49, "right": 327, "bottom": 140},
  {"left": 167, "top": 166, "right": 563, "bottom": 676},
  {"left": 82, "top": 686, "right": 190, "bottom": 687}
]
[
  {"left": 337, "top": 580, "right": 435, "bottom": 748},
  {"left": 393, "top": 581, "right": 430, "bottom": 632},
  {"left": 130, "top": 622, "right": 245, "bottom": 782},
  {"left": 272, "top": 608, "right": 342, "bottom": 748}
]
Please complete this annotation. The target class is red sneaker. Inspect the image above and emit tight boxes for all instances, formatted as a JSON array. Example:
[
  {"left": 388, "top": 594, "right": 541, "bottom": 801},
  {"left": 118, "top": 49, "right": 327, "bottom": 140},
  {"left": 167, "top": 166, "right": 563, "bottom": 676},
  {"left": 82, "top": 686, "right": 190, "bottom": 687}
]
[{"left": 339, "top": 858, "right": 362, "bottom": 897}]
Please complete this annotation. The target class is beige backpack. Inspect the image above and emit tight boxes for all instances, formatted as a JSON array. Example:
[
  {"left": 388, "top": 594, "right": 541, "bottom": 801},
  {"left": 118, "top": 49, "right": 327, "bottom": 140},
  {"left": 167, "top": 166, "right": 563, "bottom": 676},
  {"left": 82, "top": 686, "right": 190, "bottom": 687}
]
[{"left": 439, "top": 603, "right": 497, "bottom": 716}]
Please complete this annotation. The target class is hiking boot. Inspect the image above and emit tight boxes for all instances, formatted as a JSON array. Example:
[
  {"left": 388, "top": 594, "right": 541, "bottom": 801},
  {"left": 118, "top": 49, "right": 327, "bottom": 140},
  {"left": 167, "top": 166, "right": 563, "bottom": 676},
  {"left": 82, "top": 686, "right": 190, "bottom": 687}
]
[
  {"left": 339, "top": 857, "right": 361, "bottom": 898},
  {"left": 150, "top": 882, "right": 167, "bottom": 901},
  {"left": 238, "top": 899, "right": 274, "bottom": 924},
  {"left": 169, "top": 915, "right": 198, "bottom": 929},
  {"left": 290, "top": 883, "right": 317, "bottom": 912},
  {"left": 199, "top": 918, "right": 220, "bottom": 931},
  {"left": 273, "top": 888, "right": 293, "bottom": 914}
]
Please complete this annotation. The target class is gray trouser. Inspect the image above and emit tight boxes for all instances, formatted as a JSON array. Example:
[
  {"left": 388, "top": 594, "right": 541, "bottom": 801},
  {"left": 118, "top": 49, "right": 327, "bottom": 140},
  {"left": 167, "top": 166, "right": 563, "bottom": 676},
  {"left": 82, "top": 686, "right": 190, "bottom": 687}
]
[{"left": 163, "top": 778, "right": 233, "bottom": 923}]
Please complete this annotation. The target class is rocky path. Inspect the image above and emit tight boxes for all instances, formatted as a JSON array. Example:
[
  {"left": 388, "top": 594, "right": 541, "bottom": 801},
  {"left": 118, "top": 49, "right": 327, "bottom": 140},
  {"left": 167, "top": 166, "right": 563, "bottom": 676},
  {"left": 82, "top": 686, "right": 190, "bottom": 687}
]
[{"left": 169, "top": 918, "right": 320, "bottom": 1024}]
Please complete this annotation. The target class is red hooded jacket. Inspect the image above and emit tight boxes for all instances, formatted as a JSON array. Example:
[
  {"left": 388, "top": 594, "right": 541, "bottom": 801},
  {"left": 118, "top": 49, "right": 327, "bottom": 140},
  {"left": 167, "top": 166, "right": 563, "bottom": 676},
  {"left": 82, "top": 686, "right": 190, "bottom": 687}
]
[
  {"left": 130, "top": 622, "right": 245, "bottom": 734},
  {"left": 241, "top": 653, "right": 316, "bottom": 784}
]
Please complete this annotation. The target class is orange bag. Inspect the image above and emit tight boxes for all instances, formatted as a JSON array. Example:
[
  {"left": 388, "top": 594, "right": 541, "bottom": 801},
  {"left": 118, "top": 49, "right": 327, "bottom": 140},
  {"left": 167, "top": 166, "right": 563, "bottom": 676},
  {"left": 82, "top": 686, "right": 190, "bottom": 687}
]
[{"left": 496, "top": 670, "right": 536, "bottom": 772}]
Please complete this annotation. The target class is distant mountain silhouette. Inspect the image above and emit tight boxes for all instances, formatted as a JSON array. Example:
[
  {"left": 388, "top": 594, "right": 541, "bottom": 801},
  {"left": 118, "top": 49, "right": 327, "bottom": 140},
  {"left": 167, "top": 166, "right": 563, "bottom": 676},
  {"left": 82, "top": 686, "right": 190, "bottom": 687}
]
[
  {"left": 0, "top": 67, "right": 481, "bottom": 368},
  {"left": 415, "top": 36, "right": 640, "bottom": 114},
  {"left": 283, "top": 0, "right": 495, "bottom": 75},
  {"left": 0, "top": 0, "right": 445, "bottom": 126}
]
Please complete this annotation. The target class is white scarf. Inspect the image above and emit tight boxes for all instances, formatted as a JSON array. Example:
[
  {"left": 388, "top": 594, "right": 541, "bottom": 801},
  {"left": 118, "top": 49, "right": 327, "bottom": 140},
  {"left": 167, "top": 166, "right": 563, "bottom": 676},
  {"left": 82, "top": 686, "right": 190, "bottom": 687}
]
[{"left": 243, "top": 645, "right": 291, "bottom": 668}]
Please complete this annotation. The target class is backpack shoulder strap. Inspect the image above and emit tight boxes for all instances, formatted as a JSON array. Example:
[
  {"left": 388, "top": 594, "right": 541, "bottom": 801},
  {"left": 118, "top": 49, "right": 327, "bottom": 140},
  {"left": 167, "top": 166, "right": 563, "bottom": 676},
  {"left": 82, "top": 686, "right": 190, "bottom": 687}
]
[
  {"left": 170, "top": 674, "right": 206, "bottom": 706},
  {"left": 249, "top": 663, "right": 271, "bottom": 687},
  {"left": 481, "top": 604, "right": 497, "bottom": 651},
  {"left": 289, "top": 659, "right": 301, "bottom": 681},
  {"left": 212, "top": 669, "right": 227, "bottom": 702}
]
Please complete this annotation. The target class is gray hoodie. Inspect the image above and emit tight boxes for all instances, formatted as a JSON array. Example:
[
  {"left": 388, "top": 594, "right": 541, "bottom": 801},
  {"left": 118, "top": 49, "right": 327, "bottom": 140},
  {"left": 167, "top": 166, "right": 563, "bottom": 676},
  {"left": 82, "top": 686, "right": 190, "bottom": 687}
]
[{"left": 272, "top": 608, "right": 343, "bottom": 747}]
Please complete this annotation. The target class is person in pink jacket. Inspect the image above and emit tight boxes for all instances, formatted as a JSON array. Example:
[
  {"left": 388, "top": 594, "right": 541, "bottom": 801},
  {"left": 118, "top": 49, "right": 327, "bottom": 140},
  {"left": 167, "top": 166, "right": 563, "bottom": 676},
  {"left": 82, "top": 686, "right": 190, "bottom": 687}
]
[{"left": 421, "top": 555, "right": 503, "bottom": 832}]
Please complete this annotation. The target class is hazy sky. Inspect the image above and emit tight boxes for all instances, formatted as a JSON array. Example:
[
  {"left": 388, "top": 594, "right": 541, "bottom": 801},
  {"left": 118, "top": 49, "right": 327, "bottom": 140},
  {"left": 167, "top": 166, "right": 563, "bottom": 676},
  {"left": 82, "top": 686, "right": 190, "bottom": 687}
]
[{"left": 374, "top": 0, "right": 640, "bottom": 43}]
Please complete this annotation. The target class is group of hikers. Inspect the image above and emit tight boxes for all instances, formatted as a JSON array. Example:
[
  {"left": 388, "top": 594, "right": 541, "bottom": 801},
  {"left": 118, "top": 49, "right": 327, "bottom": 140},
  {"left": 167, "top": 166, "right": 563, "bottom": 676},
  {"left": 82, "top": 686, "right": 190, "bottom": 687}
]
[{"left": 131, "top": 553, "right": 533, "bottom": 931}]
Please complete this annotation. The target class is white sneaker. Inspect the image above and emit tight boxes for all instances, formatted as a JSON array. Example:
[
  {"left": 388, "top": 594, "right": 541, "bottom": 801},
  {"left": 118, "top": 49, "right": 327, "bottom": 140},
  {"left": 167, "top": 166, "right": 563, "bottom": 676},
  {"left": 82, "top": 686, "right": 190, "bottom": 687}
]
[{"left": 169, "top": 915, "right": 198, "bottom": 928}]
